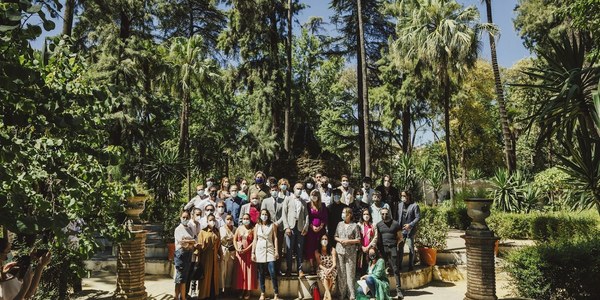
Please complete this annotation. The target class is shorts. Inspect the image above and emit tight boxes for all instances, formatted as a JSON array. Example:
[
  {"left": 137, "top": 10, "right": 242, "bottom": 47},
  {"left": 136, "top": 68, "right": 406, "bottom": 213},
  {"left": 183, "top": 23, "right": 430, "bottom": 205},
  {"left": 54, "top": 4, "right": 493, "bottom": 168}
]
[{"left": 174, "top": 248, "right": 192, "bottom": 283}]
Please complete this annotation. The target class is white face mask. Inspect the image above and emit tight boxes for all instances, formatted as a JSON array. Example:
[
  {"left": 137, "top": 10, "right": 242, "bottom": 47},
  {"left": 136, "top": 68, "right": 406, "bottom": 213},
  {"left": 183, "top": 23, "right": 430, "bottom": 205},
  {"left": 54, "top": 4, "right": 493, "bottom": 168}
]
[
  {"left": 341, "top": 213, "right": 347, "bottom": 220},
  {"left": 260, "top": 215, "right": 268, "bottom": 222},
  {"left": 208, "top": 220, "right": 216, "bottom": 227},
  {"left": 333, "top": 195, "right": 341, "bottom": 203},
  {"left": 197, "top": 190, "right": 205, "bottom": 197},
  {"left": 384, "top": 181, "right": 391, "bottom": 187},
  {"left": 271, "top": 191, "right": 278, "bottom": 198},
  {"left": 363, "top": 215, "right": 370, "bottom": 221},
  {"left": 306, "top": 183, "right": 314, "bottom": 189},
  {"left": 401, "top": 196, "right": 408, "bottom": 202},
  {"left": 206, "top": 181, "right": 213, "bottom": 188},
  {"left": 230, "top": 191, "right": 238, "bottom": 198},
  {"left": 242, "top": 219, "right": 250, "bottom": 226},
  {"left": 294, "top": 189, "right": 302, "bottom": 197},
  {"left": 311, "top": 195, "right": 319, "bottom": 202},
  {"left": 181, "top": 219, "right": 189, "bottom": 226},
  {"left": 321, "top": 240, "right": 328, "bottom": 247},
  {"left": 240, "top": 184, "right": 247, "bottom": 190},
  {"left": 280, "top": 184, "right": 288, "bottom": 191},
  {"left": 217, "top": 207, "right": 225, "bottom": 214},
  {"left": 342, "top": 181, "right": 349, "bottom": 188},
  {"left": 195, "top": 216, "right": 201, "bottom": 222},
  {"left": 251, "top": 199, "right": 259, "bottom": 206}
]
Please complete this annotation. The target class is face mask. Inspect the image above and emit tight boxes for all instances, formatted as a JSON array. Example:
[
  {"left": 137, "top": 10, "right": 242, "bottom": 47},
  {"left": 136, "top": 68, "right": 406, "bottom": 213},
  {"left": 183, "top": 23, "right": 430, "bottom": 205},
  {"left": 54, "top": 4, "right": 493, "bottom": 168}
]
[
  {"left": 266, "top": 182, "right": 271, "bottom": 187},
  {"left": 217, "top": 207, "right": 225, "bottom": 214},
  {"left": 342, "top": 181, "right": 349, "bottom": 188},
  {"left": 401, "top": 196, "right": 408, "bottom": 202},
  {"left": 327, "top": 183, "right": 332, "bottom": 189},
  {"left": 280, "top": 184, "right": 288, "bottom": 191},
  {"left": 226, "top": 219, "right": 233, "bottom": 226},
  {"left": 195, "top": 216, "right": 201, "bottom": 222},
  {"left": 197, "top": 190, "right": 205, "bottom": 197},
  {"left": 181, "top": 219, "right": 189, "bottom": 226},
  {"left": 242, "top": 219, "right": 251, "bottom": 226},
  {"left": 251, "top": 199, "right": 259, "bottom": 206},
  {"left": 210, "top": 191, "right": 217, "bottom": 198},
  {"left": 256, "top": 177, "right": 264, "bottom": 184},
  {"left": 363, "top": 183, "right": 370, "bottom": 189},
  {"left": 260, "top": 215, "right": 268, "bottom": 222},
  {"left": 230, "top": 191, "right": 238, "bottom": 198},
  {"left": 241, "top": 184, "right": 247, "bottom": 190},
  {"left": 356, "top": 195, "right": 363, "bottom": 202},
  {"left": 306, "top": 183, "right": 314, "bottom": 189},
  {"left": 271, "top": 191, "right": 278, "bottom": 198},
  {"left": 206, "top": 181, "right": 213, "bottom": 188},
  {"left": 321, "top": 240, "right": 328, "bottom": 247},
  {"left": 311, "top": 196, "right": 319, "bottom": 202},
  {"left": 384, "top": 181, "right": 391, "bottom": 187},
  {"left": 294, "top": 189, "right": 302, "bottom": 197},
  {"left": 208, "top": 220, "right": 216, "bottom": 227},
  {"left": 363, "top": 215, "right": 370, "bottom": 221},
  {"left": 341, "top": 213, "right": 347, "bottom": 220},
  {"left": 333, "top": 195, "right": 341, "bottom": 203},
  {"left": 369, "top": 254, "right": 377, "bottom": 261}
]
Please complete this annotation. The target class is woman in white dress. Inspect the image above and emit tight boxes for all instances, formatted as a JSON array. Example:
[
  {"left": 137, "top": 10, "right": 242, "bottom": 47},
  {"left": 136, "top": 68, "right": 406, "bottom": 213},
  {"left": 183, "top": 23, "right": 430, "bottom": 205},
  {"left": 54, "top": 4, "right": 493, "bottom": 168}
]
[
  {"left": 219, "top": 214, "right": 237, "bottom": 294},
  {"left": 251, "top": 209, "right": 279, "bottom": 300}
]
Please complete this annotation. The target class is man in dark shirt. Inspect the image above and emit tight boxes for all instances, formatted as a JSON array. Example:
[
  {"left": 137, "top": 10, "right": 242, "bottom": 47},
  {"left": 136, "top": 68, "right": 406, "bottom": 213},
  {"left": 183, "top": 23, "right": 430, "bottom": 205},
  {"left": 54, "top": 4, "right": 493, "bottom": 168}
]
[
  {"left": 398, "top": 190, "right": 421, "bottom": 271},
  {"left": 377, "top": 208, "right": 404, "bottom": 299},
  {"left": 376, "top": 174, "right": 400, "bottom": 219},
  {"left": 327, "top": 188, "right": 348, "bottom": 248}
]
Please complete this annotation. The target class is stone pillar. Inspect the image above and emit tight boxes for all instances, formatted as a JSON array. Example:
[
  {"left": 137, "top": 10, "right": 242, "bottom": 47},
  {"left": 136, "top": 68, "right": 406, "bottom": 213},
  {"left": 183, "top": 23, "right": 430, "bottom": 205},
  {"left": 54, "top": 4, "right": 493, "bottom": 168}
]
[
  {"left": 115, "top": 224, "right": 148, "bottom": 300},
  {"left": 462, "top": 198, "right": 498, "bottom": 300}
]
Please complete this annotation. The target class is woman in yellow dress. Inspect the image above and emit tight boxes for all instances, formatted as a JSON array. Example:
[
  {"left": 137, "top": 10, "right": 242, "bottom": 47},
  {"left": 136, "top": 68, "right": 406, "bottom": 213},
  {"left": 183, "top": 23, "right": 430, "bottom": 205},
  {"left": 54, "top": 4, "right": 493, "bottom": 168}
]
[{"left": 196, "top": 213, "right": 223, "bottom": 300}]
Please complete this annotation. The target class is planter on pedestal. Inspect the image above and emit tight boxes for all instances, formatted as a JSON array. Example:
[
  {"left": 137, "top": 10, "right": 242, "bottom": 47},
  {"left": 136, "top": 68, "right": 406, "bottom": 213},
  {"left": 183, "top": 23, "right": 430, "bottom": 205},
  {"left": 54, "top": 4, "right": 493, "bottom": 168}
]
[{"left": 125, "top": 194, "right": 147, "bottom": 224}]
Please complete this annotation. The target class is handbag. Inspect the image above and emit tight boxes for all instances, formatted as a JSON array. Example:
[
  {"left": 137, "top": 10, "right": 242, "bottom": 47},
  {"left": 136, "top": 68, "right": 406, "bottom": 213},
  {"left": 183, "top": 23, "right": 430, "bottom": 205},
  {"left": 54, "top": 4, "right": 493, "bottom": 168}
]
[{"left": 191, "top": 262, "right": 204, "bottom": 281}]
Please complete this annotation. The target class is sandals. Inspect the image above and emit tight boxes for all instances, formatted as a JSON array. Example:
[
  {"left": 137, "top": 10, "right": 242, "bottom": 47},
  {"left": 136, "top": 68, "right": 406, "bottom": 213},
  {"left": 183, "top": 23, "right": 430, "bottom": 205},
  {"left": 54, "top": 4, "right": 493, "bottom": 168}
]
[{"left": 259, "top": 294, "right": 265, "bottom": 300}]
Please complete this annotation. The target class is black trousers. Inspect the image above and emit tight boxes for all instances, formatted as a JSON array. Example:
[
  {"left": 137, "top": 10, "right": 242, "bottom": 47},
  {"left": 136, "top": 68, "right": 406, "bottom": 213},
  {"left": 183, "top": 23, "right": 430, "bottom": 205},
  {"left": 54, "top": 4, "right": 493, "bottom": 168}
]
[{"left": 381, "top": 244, "right": 402, "bottom": 290}]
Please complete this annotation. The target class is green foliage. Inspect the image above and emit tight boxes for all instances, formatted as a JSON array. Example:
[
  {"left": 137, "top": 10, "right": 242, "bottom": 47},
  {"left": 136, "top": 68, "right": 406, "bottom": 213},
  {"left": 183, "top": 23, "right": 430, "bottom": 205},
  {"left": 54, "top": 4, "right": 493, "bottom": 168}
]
[
  {"left": 506, "top": 236, "right": 600, "bottom": 299},
  {"left": 416, "top": 207, "right": 448, "bottom": 250},
  {"left": 392, "top": 154, "right": 422, "bottom": 200},
  {"left": 487, "top": 211, "right": 599, "bottom": 241},
  {"left": 490, "top": 169, "right": 527, "bottom": 212}
]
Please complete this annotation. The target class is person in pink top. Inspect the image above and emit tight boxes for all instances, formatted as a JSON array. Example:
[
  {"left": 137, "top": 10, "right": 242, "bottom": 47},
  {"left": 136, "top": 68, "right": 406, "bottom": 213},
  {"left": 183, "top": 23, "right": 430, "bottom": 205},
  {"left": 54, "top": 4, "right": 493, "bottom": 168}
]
[
  {"left": 234, "top": 213, "right": 257, "bottom": 299},
  {"left": 305, "top": 189, "right": 328, "bottom": 274},
  {"left": 357, "top": 208, "right": 378, "bottom": 276}
]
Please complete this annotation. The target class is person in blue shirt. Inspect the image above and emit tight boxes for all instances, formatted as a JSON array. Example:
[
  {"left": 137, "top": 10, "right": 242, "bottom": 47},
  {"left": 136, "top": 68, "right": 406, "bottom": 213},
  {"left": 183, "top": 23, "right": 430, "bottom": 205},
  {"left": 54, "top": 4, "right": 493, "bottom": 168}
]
[{"left": 225, "top": 184, "right": 245, "bottom": 227}]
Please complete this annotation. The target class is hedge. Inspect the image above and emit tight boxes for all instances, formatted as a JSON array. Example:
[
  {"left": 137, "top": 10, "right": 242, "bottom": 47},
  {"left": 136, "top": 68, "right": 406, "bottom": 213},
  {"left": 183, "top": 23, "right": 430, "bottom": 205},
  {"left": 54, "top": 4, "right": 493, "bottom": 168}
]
[
  {"left": 487, "top": 212, "right": 599, "bottom": 241},
  {"left": 506, "top": 237, "right": 600, "bottom": 299}
]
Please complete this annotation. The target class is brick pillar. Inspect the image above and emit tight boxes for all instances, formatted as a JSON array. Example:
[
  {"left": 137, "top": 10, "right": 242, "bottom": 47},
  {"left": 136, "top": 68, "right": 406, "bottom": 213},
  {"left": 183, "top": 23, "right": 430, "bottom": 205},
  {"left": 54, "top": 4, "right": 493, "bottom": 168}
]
[
  {"left": 462, "top": 198, "right": 498, "bottom": 300},
  {"left": 115, "top": 225, "right": 147, "bottom": 300},
  {"left": 462, "top": 233, "right": 498, "bottom": 300}
]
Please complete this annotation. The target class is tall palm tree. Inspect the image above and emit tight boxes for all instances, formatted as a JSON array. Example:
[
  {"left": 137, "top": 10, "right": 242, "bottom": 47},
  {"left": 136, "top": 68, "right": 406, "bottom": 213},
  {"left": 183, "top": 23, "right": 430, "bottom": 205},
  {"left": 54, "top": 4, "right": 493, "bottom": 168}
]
[
  {"left": 389, "top": 0, "right": 480, "bottom": 203},
  {"left": 483, "top": 0, "right": 516, "bottom": 174},
  {"left": 164, "top": 35, "right": 217, "bottom": 198}
]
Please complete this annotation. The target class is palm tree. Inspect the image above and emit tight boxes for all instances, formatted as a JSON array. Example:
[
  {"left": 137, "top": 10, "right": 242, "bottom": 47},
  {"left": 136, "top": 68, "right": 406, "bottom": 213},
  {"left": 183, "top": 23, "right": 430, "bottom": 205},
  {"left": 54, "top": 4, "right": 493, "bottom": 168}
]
[
  {"left": 389, "top": 0, "right": 480, "bottom": 203},
  {"left": 483, "top": 0, "right": 516, "bottom": 174},
  {"left": 164, "top": 35, "right": 218, "bottom": 198}
]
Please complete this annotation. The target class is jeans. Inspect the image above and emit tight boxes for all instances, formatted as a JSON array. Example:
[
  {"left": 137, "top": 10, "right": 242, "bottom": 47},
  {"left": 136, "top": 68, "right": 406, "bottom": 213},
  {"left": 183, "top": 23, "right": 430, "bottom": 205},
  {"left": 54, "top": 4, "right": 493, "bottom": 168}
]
[
  {"left": 357, "top": 275, "right": 377, "bottom": 296},
  {"left": 258, "top": 261, "right": 278, "bottom": 294},
  {"left": 399, "top": 235, "right": 415, "bottom": 269},
  {"left": 382, "top": 245, "right": 402, "bottom": 291},
  {"left": 285, "top": 227, "right": 304, "bottom": 273}
]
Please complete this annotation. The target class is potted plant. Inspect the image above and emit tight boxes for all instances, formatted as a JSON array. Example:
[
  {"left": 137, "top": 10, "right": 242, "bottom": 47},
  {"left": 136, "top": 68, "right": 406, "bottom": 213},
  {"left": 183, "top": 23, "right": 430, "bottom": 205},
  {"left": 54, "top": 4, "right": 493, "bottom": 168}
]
[
  {"left": 415, "top": 207, "right": 448, "bottom": 266},
  {"left": 125, "top": 179, "right": 150, "bottom": 224}
]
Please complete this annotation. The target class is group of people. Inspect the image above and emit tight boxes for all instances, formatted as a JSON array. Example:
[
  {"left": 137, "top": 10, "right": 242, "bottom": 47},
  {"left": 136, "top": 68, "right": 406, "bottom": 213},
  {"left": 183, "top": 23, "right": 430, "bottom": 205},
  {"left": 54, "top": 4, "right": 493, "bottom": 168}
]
[{"left": 174, "top": 171, "right": 421, "bottom": 300}]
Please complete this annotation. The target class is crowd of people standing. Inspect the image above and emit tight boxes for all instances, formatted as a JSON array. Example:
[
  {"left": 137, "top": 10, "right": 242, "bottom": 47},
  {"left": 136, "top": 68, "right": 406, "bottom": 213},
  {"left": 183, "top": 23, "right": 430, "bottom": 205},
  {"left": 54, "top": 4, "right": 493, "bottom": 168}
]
[{"left": 173, "top": 171, "right": 421, "bottom": 300}]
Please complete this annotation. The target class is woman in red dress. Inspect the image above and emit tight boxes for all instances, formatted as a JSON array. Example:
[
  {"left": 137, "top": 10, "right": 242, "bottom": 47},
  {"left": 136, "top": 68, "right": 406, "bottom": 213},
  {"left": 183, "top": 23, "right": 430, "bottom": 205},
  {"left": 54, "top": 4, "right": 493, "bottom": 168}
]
[{"left": 234, "top": 213, "right": 257, "bottom": 299}]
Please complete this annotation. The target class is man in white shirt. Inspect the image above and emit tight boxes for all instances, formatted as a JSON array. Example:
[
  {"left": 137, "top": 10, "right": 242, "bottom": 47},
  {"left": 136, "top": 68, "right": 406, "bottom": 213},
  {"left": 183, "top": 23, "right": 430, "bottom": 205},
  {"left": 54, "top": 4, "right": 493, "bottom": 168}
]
[
  {"left": 370, "top": 191, "right": 389, "bottom": 224},
  {"left": 197, "top": 187, "right": 218, "bottom": 216},
  {"left": 184, "top": 184, "right": 208, "bottom": 211}
]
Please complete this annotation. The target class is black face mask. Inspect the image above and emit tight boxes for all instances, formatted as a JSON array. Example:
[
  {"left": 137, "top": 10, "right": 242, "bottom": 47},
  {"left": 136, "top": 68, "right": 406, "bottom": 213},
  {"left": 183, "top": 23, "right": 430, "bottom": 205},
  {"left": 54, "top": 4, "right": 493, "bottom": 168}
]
[
  {"left": 210, "top": 192, "right": 217, "bottom": 198},
  {"left": 369, "top": 254, "right": 377, "bottom": 261}
]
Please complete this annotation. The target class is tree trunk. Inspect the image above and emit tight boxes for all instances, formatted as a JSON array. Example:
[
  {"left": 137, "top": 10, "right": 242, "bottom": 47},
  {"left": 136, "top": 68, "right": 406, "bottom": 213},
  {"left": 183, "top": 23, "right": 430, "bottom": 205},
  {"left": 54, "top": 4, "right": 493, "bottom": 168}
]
[
  {"left": 284, "top": 0, "right": 292, "bottom": 153},
  {"left": 62, "top": 0, "right": 76, "bottom": 36},
  {"left": 356, "top": 33, "right": 366, "bottom": 177},
  {"left": 188, "top": 0, "right": 194, "bottom": 37},
  {"left": 269, "top": 8, "right": 281, "bottom": 138},
  {"left": 178, "top": 92, "right": 190, "bottom": 159},
  {"left": 119, "top": 10, "right": 130, "bottom": 41},
  {"left": 357, "top": 0, "right": 371, "bottom": 177},
  {"left": 442, "top": 68, "right": 455, "bottom": 203},
  {"left": 402, "top": 103, "right": 411, "bottom": 155},
  {"left": 485, "top": 0, "right": 516, "bottom": 174}
]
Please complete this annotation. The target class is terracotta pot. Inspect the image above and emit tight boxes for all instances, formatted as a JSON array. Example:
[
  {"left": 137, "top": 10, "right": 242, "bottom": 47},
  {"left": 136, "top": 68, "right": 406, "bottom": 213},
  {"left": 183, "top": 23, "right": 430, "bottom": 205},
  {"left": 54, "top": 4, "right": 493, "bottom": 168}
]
[
  {"left": 417, "top": 247, "right": 437, "bottom": 266},
  {"left": 464, "top": 198, "right": 493, "bottom": 230},
  {"left": 167, "top": 242, "right": 175, "bottom": 261}
]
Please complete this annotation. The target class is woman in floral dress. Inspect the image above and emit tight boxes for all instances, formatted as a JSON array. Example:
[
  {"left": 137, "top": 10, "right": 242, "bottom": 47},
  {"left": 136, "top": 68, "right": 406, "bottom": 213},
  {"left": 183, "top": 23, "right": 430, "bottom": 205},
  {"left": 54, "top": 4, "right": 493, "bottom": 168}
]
[{"left": 315, "top": 234, "right": 337, "bottom": 300}]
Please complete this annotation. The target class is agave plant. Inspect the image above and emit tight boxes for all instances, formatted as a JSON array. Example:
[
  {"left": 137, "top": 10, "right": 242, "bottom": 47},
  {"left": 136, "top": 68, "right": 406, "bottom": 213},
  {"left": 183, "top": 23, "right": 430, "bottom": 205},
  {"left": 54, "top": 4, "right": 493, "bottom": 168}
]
[{"left": 490, "top": 168, "right": 523, "bottom": 213}]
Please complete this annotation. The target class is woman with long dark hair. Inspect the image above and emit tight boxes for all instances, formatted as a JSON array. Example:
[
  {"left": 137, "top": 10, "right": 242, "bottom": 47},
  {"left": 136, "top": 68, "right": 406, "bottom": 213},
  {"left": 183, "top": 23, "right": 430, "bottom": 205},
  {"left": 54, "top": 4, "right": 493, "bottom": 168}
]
[
  {"left": 315, "top": 234, "right": 337, "bottom": 300},
  {"left": 252, "top": 209, "right": 280, "bottom": 300}
]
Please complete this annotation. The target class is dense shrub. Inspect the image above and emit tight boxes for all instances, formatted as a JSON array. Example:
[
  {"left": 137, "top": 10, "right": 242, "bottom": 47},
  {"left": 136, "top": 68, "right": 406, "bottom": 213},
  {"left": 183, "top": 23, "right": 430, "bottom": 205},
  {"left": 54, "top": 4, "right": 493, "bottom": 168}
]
[
  {"left": 506, "top": 237, "right": 600, "bottom": 299},
  {"left": 488, "top": 212, "right": 599, "bottom": 240},
  {"left": 416, "top": 207, "right": 448, "bottom": 250},
  {"left": 442, "top": 206, "right": 470, "bottom": 230}
]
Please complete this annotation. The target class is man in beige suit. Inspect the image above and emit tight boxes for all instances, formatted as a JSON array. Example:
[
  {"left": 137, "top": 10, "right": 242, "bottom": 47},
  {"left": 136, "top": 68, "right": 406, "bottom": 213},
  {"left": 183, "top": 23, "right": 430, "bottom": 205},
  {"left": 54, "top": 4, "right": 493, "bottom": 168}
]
[{"left": 282, "top": 182, "right": 309, "bottom": 277}]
